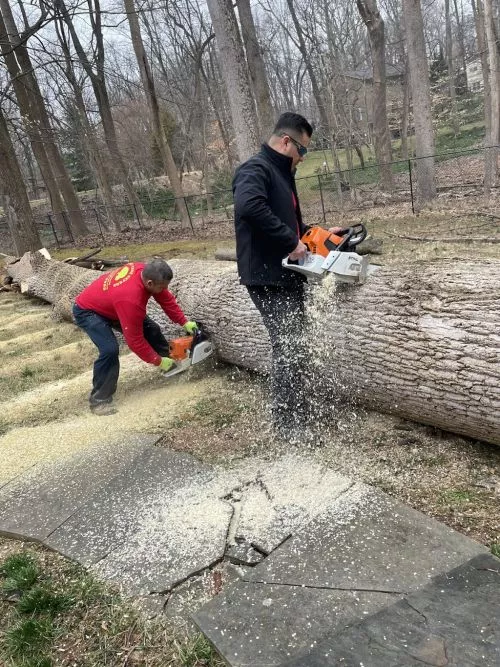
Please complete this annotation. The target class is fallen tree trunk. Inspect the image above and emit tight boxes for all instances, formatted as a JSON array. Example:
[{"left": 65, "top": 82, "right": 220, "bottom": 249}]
[{"left": 6, "top": 252, "right": 500, "bottom": 446}]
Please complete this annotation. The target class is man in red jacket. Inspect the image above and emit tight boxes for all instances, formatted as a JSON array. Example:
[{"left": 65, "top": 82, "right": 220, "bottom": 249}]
[{"left": 73, "top": 258, "right": 198, "bottom": 415}]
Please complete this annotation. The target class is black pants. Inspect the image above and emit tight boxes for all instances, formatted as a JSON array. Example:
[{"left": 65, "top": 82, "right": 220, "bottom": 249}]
[
  {"left": 73, "top": 304, "right": 169, "bottom": 405},
  {"left": 246, "top": 284, "right": 307, "bottom": 430}
]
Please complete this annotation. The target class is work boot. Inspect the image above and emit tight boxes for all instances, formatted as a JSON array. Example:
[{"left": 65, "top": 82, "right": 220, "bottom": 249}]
[{"left": 90, "top": 402, "right": 117, "bottom": 416}]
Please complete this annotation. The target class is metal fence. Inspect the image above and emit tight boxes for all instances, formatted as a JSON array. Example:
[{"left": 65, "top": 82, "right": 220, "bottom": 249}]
[{"left": 0, "top": 144, "right": 495, "bottom": 251}]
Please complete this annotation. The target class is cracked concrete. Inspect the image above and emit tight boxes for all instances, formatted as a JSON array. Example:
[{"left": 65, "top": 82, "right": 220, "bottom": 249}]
[
  {"left": 0, "top": 443, "right": 354, "bottom": 617},
  {"left": 193, "top": 488, "right": 492, "bottom": 667}
]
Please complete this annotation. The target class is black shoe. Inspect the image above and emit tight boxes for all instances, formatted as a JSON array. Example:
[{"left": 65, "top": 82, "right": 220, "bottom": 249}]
[{"left": 90, "top": 403, "right": 117, "bottom": 416}]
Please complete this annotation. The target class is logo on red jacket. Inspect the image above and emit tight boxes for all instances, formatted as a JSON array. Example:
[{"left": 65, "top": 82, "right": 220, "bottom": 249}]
[{"left": 103, "top": 263, "right": 136, "bottom": 291}]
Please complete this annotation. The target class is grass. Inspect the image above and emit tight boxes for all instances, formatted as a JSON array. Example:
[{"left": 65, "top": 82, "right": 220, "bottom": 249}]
[
  {"left": 438, "top": 489, "right": 479, "bottom": 505},
  {"left": 51, "top": 238, "right": 227, "bottom": 262},
  {"left": 0, "top": 543, "right": 224, "bottom": 667},
  {"left": 491, "top": 543, "right": 500, "bottom": 558},
  {"left": 297, "top": 120, "right": 486, "bottom": 181}
]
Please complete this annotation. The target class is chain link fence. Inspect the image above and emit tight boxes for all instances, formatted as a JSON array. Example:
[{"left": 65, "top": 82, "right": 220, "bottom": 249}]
[{"left": 0, "top": 145, "right": 496, "bottom": 251}]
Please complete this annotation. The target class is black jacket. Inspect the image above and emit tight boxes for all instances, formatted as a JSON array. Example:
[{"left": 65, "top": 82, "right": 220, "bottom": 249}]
[{"left": 233, "top": 143, "right": 306, "bottom": 286}]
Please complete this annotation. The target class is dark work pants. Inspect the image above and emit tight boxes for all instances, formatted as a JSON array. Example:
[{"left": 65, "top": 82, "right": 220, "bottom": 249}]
[
  {"left": 73, "top": 304, "right": 169, "bottom": 405},
  {"left": 246, "top": 284, "right": 307, "bottom": 431}
]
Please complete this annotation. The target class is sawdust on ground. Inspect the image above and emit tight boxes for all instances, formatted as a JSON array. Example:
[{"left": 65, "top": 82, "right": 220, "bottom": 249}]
[{"left": 0, "top": 372, "right": 227, "bottom": 484}]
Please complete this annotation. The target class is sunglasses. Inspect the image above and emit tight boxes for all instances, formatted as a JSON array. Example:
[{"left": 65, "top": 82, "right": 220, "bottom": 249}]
[{"left": 282, "top": 134, "right": 308, "bottom": 157}]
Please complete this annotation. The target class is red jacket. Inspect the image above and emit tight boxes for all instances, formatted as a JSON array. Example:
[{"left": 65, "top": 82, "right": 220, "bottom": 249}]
[{"left": 75, "top": 262, "right": 187, "bottom": 365}]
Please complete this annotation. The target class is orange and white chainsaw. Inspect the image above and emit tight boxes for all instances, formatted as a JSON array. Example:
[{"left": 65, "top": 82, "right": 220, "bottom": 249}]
[
  {"left": 282, "top": 224, "right": 379, "bottom": 284},
  {"left": 161, "top": 324, "right": 213, "bottom": 378}
]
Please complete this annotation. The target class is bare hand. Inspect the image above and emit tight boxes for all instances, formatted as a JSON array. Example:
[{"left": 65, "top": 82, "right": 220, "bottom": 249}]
[
  {"left": 328, "top": 226, "right": 343, "bottom": 235},
  {"left": 288, "top": 240, "right": 308, "bottom": 261}
]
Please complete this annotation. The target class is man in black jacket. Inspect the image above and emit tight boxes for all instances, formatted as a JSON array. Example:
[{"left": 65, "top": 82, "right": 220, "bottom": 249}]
[{"left": 233, "top": 112, "right": 313, "bottom": 439}]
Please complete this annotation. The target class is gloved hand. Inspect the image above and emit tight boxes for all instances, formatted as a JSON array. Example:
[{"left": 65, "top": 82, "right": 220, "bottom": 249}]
[
  {"left": 183, "top": 321, "right": 198, "bottom": 335},
  {"left": 159, "top": 356, "right": 175, "bottom": 372}
]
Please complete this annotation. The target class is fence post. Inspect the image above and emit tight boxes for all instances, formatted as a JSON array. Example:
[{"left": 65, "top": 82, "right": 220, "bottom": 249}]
[
  {"left": 94, "top": 207, "right": 105, "bottom": 242},
  {"left": 132, "top": 202, "right": 142, "bottom": 229},
  {"left": 317, "top": 174, "right": 326, "bottom": 224},
  {"left": 184, "top": 196, "right": 195, "bottom": 235},
  {"left": 47, "top": 213, "right": 60, "bottom": 249},
  {"left": 408, "top": 159, "right": 415, "bottom": 214},
  {"left": 61, "top": 210, "right": 74, "bottom": 244}
]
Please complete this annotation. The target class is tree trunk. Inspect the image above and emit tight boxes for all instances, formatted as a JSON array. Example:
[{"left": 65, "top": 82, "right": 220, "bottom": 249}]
[
  {"left": 445, "top": 0, "right": 456, "bottom": 101},
  {"left": 0, "top": 110, "right": 41, "bottom": 253},
  {"left": 286, "top": 0, "right": 329, "bottom": 130},
  {"left": 7, "top": 253, "right": 500, "bottom": 447},
  {"left": 0, "top": 0, "right": 88, "bottom": 238},
  {"left": 55, "top": 16, "right": 120, "bottom": 231},
  {"left": 402, "top": 0, "right": 436, "bottom": 205},
  {"left": 55, "top": 0, "right": 146, "bottom": 224},
  {"left": 0, "top": 6, "right": 81, "bottom": 238},
  {"left": 124, "top": 0, "right": 191, "bottom": 229},
  {"left": 472, "top": 0, "right": 493, "bottom": 193},
  {"left": 401, "top": 62, "right": 410, "bottom": 162},
  {"left": 356, "top": 0, "right": 393, "bottom": 191},
  {"left": 483, "top": 0, "right": 499, "bottom": 190},
  {"left": 206, "top": 0, "right": 259, "bottom": 162},
  {"left": 236, "top": 0, "right": 275, "bottom": 139},
  {"left": 453, "top": 0, "right": 468, "bottom": 89}
]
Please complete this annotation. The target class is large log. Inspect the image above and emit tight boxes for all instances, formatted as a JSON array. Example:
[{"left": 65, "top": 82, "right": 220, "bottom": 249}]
[{"left": 6, "top": 252, "right": 500, "bottom": 446}]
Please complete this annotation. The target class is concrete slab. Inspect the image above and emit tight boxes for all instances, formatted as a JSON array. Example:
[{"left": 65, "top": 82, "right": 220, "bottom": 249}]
[
  {"left": 91, "top": 495, "right": 232, "bottom": 596},
  {"left": 233, "top": 457, "right": 352, "bottom": 555},
  {"left": 46, "top": 449, "right": 214, "bottom": 566},
  {"left": 194, "top": 486, "right": 488, "bottom": 667},
  {"left": 286, "top": 553, "right": 500, "bottom": 666},
  {"left": 0, "top": 434, "right": 155, "bottom": 542},
  {"left": 193, "top": 581, "right": 396, "bottom": 667},
  {"left": 244, "top": 485, "right": 487, "bottom": 591}
]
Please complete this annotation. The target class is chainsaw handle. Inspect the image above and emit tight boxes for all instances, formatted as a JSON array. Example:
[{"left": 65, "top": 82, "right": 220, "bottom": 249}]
[{"left": 336, "top": 224, "right": 367, "bottom": 251}]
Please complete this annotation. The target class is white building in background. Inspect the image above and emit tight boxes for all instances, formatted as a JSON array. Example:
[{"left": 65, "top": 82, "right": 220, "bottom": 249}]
[{"left": 466, "top": 60, "right": 483, "bottom": 92}]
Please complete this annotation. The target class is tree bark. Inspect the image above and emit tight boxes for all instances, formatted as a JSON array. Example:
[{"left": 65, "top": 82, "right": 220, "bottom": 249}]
[
  {"left": 206, "top": 0, "right": 260, "bottom": 162},
  {"left": 356, "top": 0, "right": 393, "bottom": 191},
  {"left": 0, "top": 110, "right": 41, "bottom": 253},
  {"left": 0, "top": 2, "right": 88, "bottom": 237},
  {"left": 236, "top": 0, "right": 275, "bottom": 140},
  {"left": 472, "top": 0, "right": 493, "bottom": 194},
  {"left": 124, "top": 0, "right": 191, "bottom": 229},
  {"left": 402, "top": 0, "right": 437, "bottom": 205},
  {"left": 7, "top": 253, "right": 500, "bottom": 447},
  {"left": 483, "top": 0, "right": 499, "bottom": 190}
]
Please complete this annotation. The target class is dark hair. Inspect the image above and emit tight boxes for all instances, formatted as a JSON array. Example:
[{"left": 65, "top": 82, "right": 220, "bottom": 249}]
[
  {"left": 142, "top": 258, "right": 173, "bottom": 283},
  {"left": 272, "top": 112, "right": 313, "bottom": 139}
]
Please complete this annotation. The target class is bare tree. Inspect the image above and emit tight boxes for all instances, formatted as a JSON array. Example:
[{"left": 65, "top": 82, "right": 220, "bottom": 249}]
[
  {"left": 402, "top": 0, "right": 436, "bottom": 204},
  {"left": 124, "top": 0, "right": 191, "bottom": 228},
  {"left": 483, "top": 0, "right": 499, "bottom": 190},
  {"left": 0, "top": 107, "right": 42, "bottom": 253},
  {"left": 0, "top": 0, "right": 88, "bottom": 237},
  {"left": 236, "top": 0, "right": 275, "bottom": 138},
  {"left": 356, "top": 0, "right": 393, "bottom": 190},
  {"left": 54, "top": 0, "right": 146, "bottom": 224},
  {"left": 206, "top": 0, "right": 260, "bottom": 161},
  {"left": 471, "top": 0, "right": 493, "bottom": 192}
]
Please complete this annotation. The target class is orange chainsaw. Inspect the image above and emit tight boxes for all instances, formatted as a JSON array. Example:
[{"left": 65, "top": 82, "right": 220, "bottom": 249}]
[
  {"left": 161, "top": 324, "right": 213, "bottom": 378},
  {"left": 282, "top": 223, "right": 379, "bottom": 284}
]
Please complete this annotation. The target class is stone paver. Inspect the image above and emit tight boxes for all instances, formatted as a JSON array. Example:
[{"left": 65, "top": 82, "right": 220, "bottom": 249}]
[
  {"left": 0, "top": 435, "right": 155, "bottom": 542},
  {"left": 193, "top": 486, "right": 488, "bottom": 667},
  {"left": 286, "top": 553, "right": 500, "bottom": 666},
  {"left": 46, "top": 448, "right": 214, "bottom": 566}
]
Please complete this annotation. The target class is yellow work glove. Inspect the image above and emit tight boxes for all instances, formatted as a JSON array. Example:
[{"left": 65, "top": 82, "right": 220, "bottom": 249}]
[
  {"left": 183, "top": 321, "right": 198, "bottom": 335},
  {"left": 159, "top": 357, "right": 175, "bottom": 372}
]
